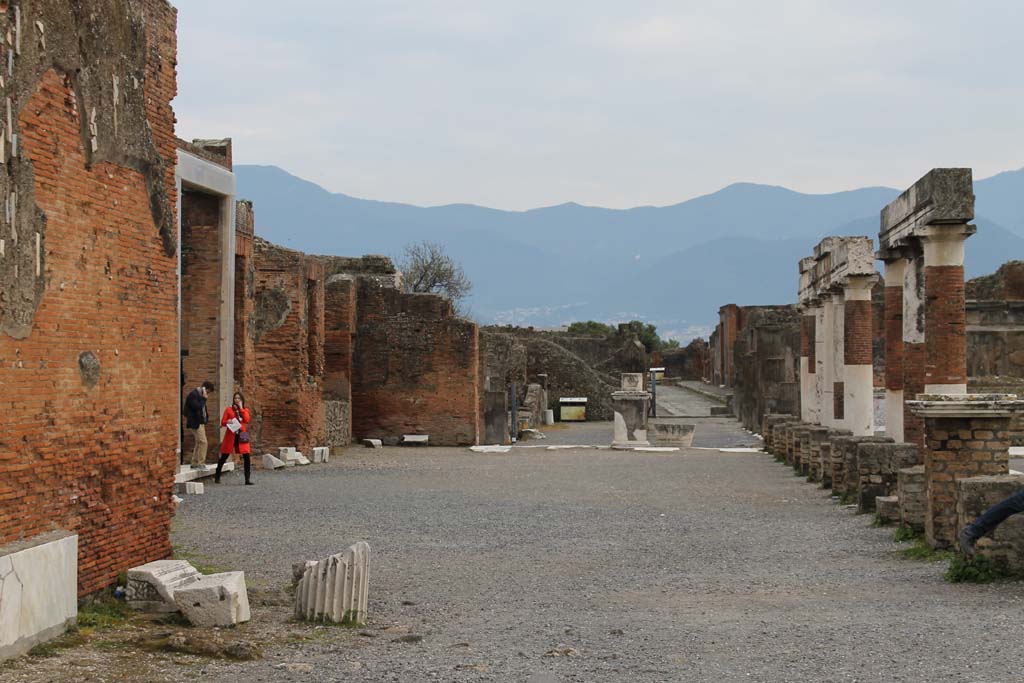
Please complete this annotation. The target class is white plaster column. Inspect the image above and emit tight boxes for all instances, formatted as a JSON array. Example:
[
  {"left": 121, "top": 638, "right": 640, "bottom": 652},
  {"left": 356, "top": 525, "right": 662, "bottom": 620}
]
[
  {"left": 819, "top": 294, "right": 835, "bottom": 427},
  {"left": 799, "top": 305, "right": 819, "bottom": 424},
  {"left": 843, "top": 276, "right": 874, "bottom": 436}
]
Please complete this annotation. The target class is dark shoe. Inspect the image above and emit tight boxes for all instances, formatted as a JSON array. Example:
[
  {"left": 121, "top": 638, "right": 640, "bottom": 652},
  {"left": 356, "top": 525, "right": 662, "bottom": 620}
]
[
  {"left": 958, "top": 528, "right": 977, "bottom": 556},
  {"left": 245, "top": 481, "right": 254, "bottom": 486},
  {"left": 213, "top": 477, "right": 220, "bottom": 484}
]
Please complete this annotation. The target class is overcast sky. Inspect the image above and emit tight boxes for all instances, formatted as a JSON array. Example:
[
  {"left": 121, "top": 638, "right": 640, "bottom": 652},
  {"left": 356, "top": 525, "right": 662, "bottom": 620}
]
[{"left": 173, "top": 1, "right": 1024, "bottom": 210}]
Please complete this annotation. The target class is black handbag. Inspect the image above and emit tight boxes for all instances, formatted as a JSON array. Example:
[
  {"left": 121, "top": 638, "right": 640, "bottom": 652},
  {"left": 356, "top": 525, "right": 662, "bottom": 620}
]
[{"left": 234, "top": 407, "right": 250, "bottom": 444}]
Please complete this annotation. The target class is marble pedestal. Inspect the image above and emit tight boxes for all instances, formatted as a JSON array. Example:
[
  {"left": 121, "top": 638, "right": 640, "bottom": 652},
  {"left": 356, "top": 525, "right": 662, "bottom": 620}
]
[{"left": 612, "top": 390, "right": 652, "bottom": 449}]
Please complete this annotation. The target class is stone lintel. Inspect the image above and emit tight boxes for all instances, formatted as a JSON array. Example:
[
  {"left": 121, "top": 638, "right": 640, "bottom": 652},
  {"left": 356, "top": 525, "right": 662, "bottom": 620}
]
[
  {"left": 879, "top": 168, "right": 974, "bottom": 251},
  {"left": 906, "top": 393, "right": 1024, "bottom": 418},
  {"left": 799, "top": 236, "right": 876, "bottom": 304}
]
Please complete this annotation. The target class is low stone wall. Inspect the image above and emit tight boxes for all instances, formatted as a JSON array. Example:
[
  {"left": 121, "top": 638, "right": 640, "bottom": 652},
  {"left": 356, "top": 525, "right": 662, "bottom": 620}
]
[
  {"left": 855, "top": 443, "right": 920, "bottom": 513},
  {"left": 898, "top": 465, "right": 926, "bottom": 532},
  {"left": 956, "top": 474, "right": 1024, "bottom": 574}
]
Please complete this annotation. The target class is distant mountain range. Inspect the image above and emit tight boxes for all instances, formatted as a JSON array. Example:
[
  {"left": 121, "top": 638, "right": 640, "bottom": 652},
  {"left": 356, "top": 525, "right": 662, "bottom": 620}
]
[{"left": 236, "top": 165, "right": 1024, "bottom": 341}]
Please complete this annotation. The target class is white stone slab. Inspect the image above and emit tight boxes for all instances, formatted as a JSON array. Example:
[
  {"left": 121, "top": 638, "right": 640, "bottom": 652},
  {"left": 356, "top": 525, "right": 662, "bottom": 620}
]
[
  {"left": 296, "top": 455, "right": 311, "bottom": 466},
  {"left": 279, "top": 447, "right": 296, "bottom": 459},
  {"left": 185, "top": 482, "right": 204, "bottom": 495},
  {"left": 311, "top": 447, "right": 330, "bottom": 463},
  {"left": 126, "top": 560, "right": 202, "bottom": 611},
  {"left": 295, "top": 542, "right": 370, "bottom": 625},
  {"left": 173, "top": 571, "right": 251, "bottom": 627},
  {"left": 0, "top": 531, "right": 77, "bottom": 661},
  {"left": 263, "top": 453, "right": 286, "bottom": 469},
  {"left": 175, "top": 462, "right": 232, "bottom": 484},
  {"left": 363, "top": 439, "right": 383, "bottom": 449},
  {"left": 633, "top": 447, "right": 680, "bottom": 453},
  {"left": 470, "top": 445, "right": 512, "bottom": 453},
  {"left": 401, "top": 435, "right": 429, "bottom": 446}
]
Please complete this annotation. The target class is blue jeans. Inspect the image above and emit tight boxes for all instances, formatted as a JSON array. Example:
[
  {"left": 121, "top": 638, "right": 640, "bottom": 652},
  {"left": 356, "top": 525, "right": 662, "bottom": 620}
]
[{"left": 965, "top": 490, "right": 1024, "bottom": 538}]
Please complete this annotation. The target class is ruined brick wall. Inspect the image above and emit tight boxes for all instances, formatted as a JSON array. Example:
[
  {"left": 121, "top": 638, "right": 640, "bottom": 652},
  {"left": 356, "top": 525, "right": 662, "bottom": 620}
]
[
  {"left": 234, "top": 201, "right": 257, "bottom": 407},
  {"left": 965, "top": 263, "right": 1024, "bottom": 382},
  {"left": 250, "top": 238, "right": 326, "bottom": 453},
  {"left": 872, "top": 279, "right": 886, "bottom": 387},
  {"left": 323, "top": 274, "right": 356, "bottom": 449},
  {"left": 0, "top": 0, "right": 179, "bottom": 596},
  {"left": 719, "top": 304, "right": 741, "bottom": 387},
  {"left": 352, "top": 281, "right": 480, "bottom": 445},
  {"left": 180, "top": 189, "right": 222, "bottom": 461},
  {"left": 523, "top": 337, "right": 615, "bottom": 420},
  {"left": 966, "top": 261, "right": 1024, "bottom": 301},
  {"left": 659, "top": 339, "right": 707, "bottom": 380},
  {"left": 732, "top": 306, "right": 801, "bottom": 432}
]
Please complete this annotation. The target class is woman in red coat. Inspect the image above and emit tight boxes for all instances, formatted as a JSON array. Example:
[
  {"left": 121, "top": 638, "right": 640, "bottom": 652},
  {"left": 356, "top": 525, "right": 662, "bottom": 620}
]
[{"left": 215, "top": 391, "right": 253, "bottom": 485}]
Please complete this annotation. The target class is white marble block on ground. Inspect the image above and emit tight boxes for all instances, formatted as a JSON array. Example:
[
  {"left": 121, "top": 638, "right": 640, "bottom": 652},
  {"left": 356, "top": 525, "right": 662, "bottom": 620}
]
[
  {"left": 295, "top": 453, "right": 311, "bottom": 465},
  {"left": 401, "top": 435, "right": 429, "bottom": 446},
  {"left": 363, "top": 439, "right": 383, "bottom": 449},
  {"left": 0, "top": 531, "right": 77, "bottom": 661},
  {"left": 311, "top": 447, "right": 330, "bottom": 463},
  {"left": 278, "top": 447, "right": 296, "bottom": 459},
  {"left": 185, "top": 482, "right": 204, "bottom": 495},
  {"left": 126, "top": 559, "right": 202, "bottom": 612},
  {"left": 263, "top": 453, "right": 286, "bottom": 469},
  {"left": 173, "top": 571, "right": 251, "bottom": 627},
  {"left": 295, "top": 542, "right": 370, "bottom": 625}
]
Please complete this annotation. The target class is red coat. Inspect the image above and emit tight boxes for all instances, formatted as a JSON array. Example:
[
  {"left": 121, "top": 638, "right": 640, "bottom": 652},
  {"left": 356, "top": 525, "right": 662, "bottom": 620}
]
[{"left": 220, "top": 405, "right": 252, "bottom": 455}]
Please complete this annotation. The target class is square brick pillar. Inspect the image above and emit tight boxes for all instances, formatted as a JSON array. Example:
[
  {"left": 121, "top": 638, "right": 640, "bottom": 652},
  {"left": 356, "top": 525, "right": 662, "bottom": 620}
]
[
  {"left": 882, "top": 258, "right": 906, "bottom": 442},
  {"left": 832, "top": 290, "right": 846, "bottom": 430},
  {"left": 843, "top": 275, "right": 875, "bottom": 435},
  {"left": 902, "top": 249, "right": 927, "bottom": 448},
  {"left": 907, "top": 394, "right": 1024, "bottom": 549}
]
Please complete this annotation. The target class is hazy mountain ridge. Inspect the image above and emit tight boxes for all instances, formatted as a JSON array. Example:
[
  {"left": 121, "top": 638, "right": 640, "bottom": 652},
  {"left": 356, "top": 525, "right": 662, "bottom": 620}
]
[{"left": 237, "top": 165, "right": 1024, "bottom": 338}]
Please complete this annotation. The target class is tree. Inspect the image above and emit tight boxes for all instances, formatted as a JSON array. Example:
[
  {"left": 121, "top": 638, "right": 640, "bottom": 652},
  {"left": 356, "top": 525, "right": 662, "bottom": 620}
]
[
  {"left": 567, "top": 321, "right": 615, "bottom": 337},
  {"left": 396, "top": 241, "right": 472, "bottom": 310}
]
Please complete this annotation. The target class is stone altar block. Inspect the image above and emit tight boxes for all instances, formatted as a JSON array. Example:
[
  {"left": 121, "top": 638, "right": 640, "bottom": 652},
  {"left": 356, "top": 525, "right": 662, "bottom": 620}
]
[{"left": 612, "top": 389, "right": 651, "bottom": 449}]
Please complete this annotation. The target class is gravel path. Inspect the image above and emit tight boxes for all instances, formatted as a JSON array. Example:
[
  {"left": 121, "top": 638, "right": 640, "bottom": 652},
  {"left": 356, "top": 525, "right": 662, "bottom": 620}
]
[
  {"left": 8, "top": 421, "right": 1024, "bottom": 682},
  {"left": 164, "top": 441, "right": 1024, "bottom": 682}
]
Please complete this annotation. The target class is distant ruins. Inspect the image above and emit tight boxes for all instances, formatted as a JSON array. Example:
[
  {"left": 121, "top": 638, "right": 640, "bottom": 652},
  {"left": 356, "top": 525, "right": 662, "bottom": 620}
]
[{"left": 704, "top": 168, "right": 1024, "bottom": 565}]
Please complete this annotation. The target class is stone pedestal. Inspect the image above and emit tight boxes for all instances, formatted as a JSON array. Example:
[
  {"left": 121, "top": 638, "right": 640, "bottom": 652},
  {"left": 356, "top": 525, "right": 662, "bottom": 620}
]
[
  {"left": 611, "top": 390, "right": 651, "bottom": 448},
  {"left": 907, "top": 394, "right": 1024, "bottom": 549}
]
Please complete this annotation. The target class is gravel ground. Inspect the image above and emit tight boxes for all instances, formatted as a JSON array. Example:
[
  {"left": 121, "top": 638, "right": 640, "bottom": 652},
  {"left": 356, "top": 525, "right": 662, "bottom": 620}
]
[{"left": 8, "top": 424, "right": 1024, "bottom": 682}]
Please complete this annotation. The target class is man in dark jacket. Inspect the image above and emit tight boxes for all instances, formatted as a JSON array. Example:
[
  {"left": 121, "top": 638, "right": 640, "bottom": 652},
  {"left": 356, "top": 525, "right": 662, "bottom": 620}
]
[{"left": 183, "top": 381, "right": 215, "bottom": 467}]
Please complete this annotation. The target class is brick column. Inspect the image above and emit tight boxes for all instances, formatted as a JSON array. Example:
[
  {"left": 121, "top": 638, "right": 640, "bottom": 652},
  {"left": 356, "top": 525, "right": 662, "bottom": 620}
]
[
  {"left": 800, "top": 307, "right": 818, "bottom": 424},
  {"left": 882, "top": 258, "right": 906, "bottom": 442},
  {"left": 843, "top": 276, "right": 875, "bottom": 435},
  {"left": 920, "top": 226, "right": 970, "bottom": 394},
  {"left": 907, "top": 395, "right": 1024, "bottom": 549}
]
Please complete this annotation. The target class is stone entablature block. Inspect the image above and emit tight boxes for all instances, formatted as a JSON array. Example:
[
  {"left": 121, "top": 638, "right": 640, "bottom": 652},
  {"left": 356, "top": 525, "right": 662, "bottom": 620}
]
[{"left": 878, "top": 168, "right": 975, "bottom": 256}]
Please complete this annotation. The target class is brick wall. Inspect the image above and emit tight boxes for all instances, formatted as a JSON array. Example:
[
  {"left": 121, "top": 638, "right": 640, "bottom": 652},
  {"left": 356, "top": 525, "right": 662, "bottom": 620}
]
[
  {"left": 250, "top": 239, "right": 326, "bottom": 454},
  {"left": 924, "top": 265, "right": 967, "bottom": 386},
  {"left": 732, "top": 305, "right": 801, "bottom": 432},
  {"left": 323, "top": 274, "right": 357, "bottom": 448},
  {"left": 0, "top": 0, "right": 180, "bottom": 596},
  {"left": 884, "top": 285, "right": 904, "bottom": 391},
  {"left": 180, "top": 189, "right": 223, "bottom": 461},
  {"left": 352, "top": 280, "right": 481, "bottom": 445}
]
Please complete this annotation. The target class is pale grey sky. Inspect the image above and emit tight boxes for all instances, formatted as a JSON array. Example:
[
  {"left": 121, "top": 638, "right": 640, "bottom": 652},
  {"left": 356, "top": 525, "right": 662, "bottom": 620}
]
[{"left": 174, "top": 1, "right": 1024, "bottom": 210}]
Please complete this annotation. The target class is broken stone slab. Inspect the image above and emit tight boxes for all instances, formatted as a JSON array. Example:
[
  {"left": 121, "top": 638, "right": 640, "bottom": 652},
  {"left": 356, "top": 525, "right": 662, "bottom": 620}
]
[
  {"left": 470, "top": 445, "right": 512, "bottom": 453},
  {"left": 126, "top": 560, "right": 202, "bottom": 612},
  {"left": 262, "top": 453, "right": 286, "bottom": 470},
  {"left": 311, "top": 447, "right": 330, "bottom": 463},
  {"left": 519, "top": 429, "right": 546, "bottom": 440},
  {"left": 295, "top": 542, "right": 370, "bottom": 625},
  {"left": 278, "top": 447, "right": 296, "bottom": 459},
  {"left": 185, "top": 482, "right": 204, "bottom": 495},
  {"left": 172, "top": 571, "right": 251, "bottom": 628},
  {"left": 295, "top": 454, "right": 311, "bottom": 465},
  {"left": 652, "top": 422, "right": 695, "bottom": 447},
  {"left": 401, "top": 435, "right": 429, "bottom": 446},
  {"left": 362, "top": 439, "right": 383, "bottom": 449}
]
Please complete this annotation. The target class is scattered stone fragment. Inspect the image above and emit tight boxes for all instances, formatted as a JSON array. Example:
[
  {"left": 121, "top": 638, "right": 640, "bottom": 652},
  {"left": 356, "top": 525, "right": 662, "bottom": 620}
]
[
  {"left": 470, "top": 445, "right": 512, "bottom": 453},
  {"left": 295, "top": 541, "right": 371, "bottom": 625},
  {"left": 311, "top": 446, "right": 330, "bottom": 463},
  {"left": 262, "top": 453, "right": 286, "bottom": 469},
  {"left": 543, "top": 646, "right": 579, "bottom": 657},
  {"left": 519, "top": 429, "right": 546, "bottom": 440},
  {"left": 126, "top": 559, "right": 202, "bottom": 611},
  {"left": 147, "top": 632, "right": 261, "bottom": 661},
  {"left": 172, "top": 571, "right": 251, "bottom": 627},
  {"left": 363, "top": 439, "right": 383, "bottom": 448},
  {"left": 393, "top": 634, "right": 424, "bottom": 643},
  {"left": 401, "top": 434, "right": 429, "bottom": 446}
]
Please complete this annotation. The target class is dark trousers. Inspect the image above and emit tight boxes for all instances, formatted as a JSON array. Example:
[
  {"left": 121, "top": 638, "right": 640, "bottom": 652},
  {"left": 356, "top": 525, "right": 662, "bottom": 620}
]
[
  {"left": 215, "top": 453, "right": 251, "bottom": 483},
  {"left": 965, "top": 490, "right": 1024, "bottom": 538}
]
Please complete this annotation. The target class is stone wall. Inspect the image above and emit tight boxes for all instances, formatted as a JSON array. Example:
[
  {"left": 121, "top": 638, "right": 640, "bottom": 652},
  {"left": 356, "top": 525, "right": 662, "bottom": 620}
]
[
  {"left": 523, "top": 337, "right": 616, "bottom": 420},
  {"left": 658, "top": 339, "right": 708, "bottom": 380},
  {"left": 0, "top": 0, "right": 180, "bottom": 596},
  {"left": 732, "top": 305, "right": 801, "bottom": 432},
  {"left": 352, "top": 280, "right": 480, "bottom": 445}
]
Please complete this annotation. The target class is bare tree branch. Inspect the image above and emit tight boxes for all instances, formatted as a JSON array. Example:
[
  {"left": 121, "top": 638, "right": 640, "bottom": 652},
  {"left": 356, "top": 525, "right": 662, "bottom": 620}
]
[{"left": 396, "top": 241, "right": 473, "bottom": 310}]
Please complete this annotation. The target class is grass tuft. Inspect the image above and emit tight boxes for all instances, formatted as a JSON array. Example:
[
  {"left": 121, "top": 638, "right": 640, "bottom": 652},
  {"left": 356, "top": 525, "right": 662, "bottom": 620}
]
[
  {"left": 892, "top": 525, "right": 919, "bottom": 543},
  {"left": 945, "top": 554, "right": 998, "bottom": 583},
  {"left": 899, "top": 538, "right": 953, "bottom": 562}
]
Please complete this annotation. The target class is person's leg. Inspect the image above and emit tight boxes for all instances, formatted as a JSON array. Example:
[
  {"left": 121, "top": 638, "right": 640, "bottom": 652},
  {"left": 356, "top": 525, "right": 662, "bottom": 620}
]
[
  {"left": 960, "top": 490, "right": 1024, "bottom": 554},
  {"left": 214, "top": 452, "right": 229, "bottom": 483},
  {"left": 191, "top": 427, "right": 208, "bottom": 467},
  {"left": 243, "top": 454, "right": 252, "bottom": 485}
]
